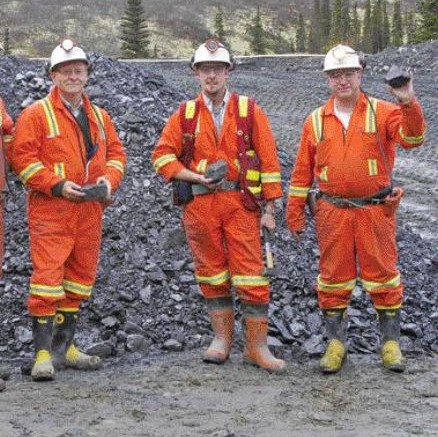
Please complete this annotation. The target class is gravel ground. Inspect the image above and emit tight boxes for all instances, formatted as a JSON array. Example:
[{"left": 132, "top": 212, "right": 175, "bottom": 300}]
[{"left": 0, "top": 43, "right": 437, "bottom": 436}]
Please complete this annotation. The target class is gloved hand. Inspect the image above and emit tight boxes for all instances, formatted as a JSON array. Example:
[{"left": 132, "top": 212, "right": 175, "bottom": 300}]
[{"left": 204, "top": 159, "right": 228, "bottom": 184}]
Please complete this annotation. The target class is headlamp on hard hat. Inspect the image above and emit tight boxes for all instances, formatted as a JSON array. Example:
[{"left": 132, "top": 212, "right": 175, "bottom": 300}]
[
  {"left": 191, "top": 39, "right": 233, "bottom": 70},
  {"left": 61, "top": 39, "right": 75, "bottom": 52},
  {"left": 49, "top": 38, "right": 89, "bottom": 72}
]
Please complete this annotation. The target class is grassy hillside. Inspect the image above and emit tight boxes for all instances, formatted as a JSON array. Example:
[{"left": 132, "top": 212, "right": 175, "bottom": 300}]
[{"left": 0, "top": 0, "right": 417, "bottom": 57}]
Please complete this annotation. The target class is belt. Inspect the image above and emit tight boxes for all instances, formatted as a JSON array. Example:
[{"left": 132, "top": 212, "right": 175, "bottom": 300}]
[
  {"left": 319, "top": 186, "right": 392, "bottom": 208},
  {"left": 192, "top": 180, "right": 240, "bottom": 196}
]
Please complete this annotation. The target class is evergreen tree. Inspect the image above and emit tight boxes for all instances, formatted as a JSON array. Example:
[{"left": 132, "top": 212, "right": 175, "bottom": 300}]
[
  {"left": 310, "top": 0, "right": 322, "bottom": 53},
  {"left": 392, "top": 0, "right": 403, "bottom": 46},
  {"left": 414, "top": 0, "right": 438, "bottom": 42},
  {"left": 296, "top": 13, "right": 307, "bottom": 52},
  {"left": 350, "top": 2, "right": 361, "bottom": 48},
  {"left": 320, "top": 0, "right": 332, "bottom": 49},
  {"left": 371, "top": 0, "right": 384, "bottom": 53},
  {"left": 330, "top": 0, "right": 343, "bottom": 45},
  {"left": 362, "top": 0, "right": 373, "bottom": 52},
  {"left": 404, "top": 10, "right": 418, "bottom": 44},
  {"left": 247, "top": 6, "right": 266, "bottom": 55},
  {"left": 382, "top": 1, "right": 390, "bottom": 48},
  {"left": 3, "top": 28, "right": 11, "bottom": 55},
  {"left": 120, "top": 0, "right": 150, "bottom": 58},
  {"left": 341, "top": 0, "right": 351, "bottom": 42},
  {"left": 214, "top": 6, "right": 226, "bottom": 44}
]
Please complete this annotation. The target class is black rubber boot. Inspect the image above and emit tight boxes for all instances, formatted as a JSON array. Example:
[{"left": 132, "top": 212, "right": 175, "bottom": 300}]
[
  {"left": 319, "top": 309, "right": 348, "bottom": 374},
  {"left": 52, "top": 311, "right": 102, "bottom": 370},
  {"left": 377, "top": 309, "right": 406, "bottom": 372},
  {"left": 31, "top": 316, "right": 55, "bottom": 381}
]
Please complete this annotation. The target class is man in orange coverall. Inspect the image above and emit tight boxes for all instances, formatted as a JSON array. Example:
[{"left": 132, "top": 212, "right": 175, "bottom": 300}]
[
  {"left": 0, "top": 97, "right": 14, "bottom": 391},
  {"left": 286, "top": 44, "right": 426, "bottom": 374},
  {"left": 153, "top": 39, "right": 285, "bottom": 372},
  {"left": 8, "top": 39, "right": 126, "bottom": 381}
]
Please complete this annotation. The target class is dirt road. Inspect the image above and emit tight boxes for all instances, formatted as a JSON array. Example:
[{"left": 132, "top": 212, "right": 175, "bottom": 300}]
[{"left": 1, "top": 350, "right": 437, "bottom": 437}]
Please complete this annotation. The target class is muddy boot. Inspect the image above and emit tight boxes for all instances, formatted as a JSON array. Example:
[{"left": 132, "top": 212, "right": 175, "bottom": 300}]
[
  {"left": 202, "top": 296, "right": 234, "bottom": 364},
  {"left": 52, "top": 311, "right": 102, "bottom": 371},
  {"left": 319, "top": 309, "right": 348, "bottom": 374},
  {"left": 377, "top": 309, "right": 406, "bottom": 372},
  {"left": 31, "top": 316, "right": 55, "bottom": 381},
  {"left": 242, "top": 302, "right": 286, "bottom": 373}
]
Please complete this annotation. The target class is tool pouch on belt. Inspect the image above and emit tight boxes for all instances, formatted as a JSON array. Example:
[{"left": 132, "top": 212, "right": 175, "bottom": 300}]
[
  {"left": 383, "top": 187, "right": 403, "bottom": 217},
  {"left": 234, "top": 95, "right": 261, "bottom": 211},
  {"left": 172, "top": 101, "right": 201, "bottom": 206}
]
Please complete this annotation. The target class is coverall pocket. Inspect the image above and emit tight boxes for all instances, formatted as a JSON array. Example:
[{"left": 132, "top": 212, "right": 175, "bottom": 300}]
[{"left": 382, "top": 187, "right": 403, "bottom": 218}]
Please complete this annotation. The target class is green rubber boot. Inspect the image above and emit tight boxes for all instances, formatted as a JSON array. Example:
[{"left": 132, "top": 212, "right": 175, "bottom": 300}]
[
  {"left": 52, "top": 312, "right": 102, "bottom": 371},
  {"left": 319, "top": 309, "right": 348, "bottom": 374},
  {"left": 377, "top": 309, "right": 406, "bottom": 372},
  {"left": 31, "top": 316, "right": 55, "bottom": 381}
]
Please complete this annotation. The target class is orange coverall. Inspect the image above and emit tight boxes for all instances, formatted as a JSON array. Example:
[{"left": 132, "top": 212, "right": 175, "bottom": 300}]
[
  {"left": 8, "top": 87, "right": 126, "bottom": 316},
  {"left": 287, "top": 92, "right": 426, "bottom": 310},
  {"left": 0, "top": 98, "right": 14, "bottom": 280},
  {"left": 153, "top": 93, "right": 282, "bottom": 304}
]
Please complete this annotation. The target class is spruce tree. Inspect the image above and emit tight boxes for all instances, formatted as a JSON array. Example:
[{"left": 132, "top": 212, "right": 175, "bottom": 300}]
[
  {"left": 371, "top": 0, "right": 384, "bottom": 53},
  {"left": 362, "top": 0, "right": 373, "bottom": 52},
  {"left": 404, "top": 10, "right": 417, "bottom": 44},
  {"left": 296, "top": 13, "right": 307, "bottom": 52},
  {"left": 414, "top": 0, "right": 438, "bottom": 42},
  {"left": 350, "top": 2, "right": 361, "bottom": 49},
  {"left": 341, "top": 0, "right": 351, "bottom": 42},
  {"left": 3, "top": 28, "right": 11, "bottom": 55},
  {"left": 330, "top": 0, "right": 343, "bottom": 45},
  {"left": 214, "top": 6, "right": 226, "bottom": 45},
  {"left": 120, "top": 0, "right": 150, "bottom": 58},
  {"left": 382, "top": 1, "right": 390, "bottom": 48},
  {"left": 320, "top": 0, "right": 332, "bottom": 49},
  {"left": 247, "top": 6, "right": 266, "bottom": 55},
  {"left": 392, "top": 0, "right": 403, "bottom": 46},
  {"left": 310, "top": 0, "right": 322, "bottom": 53}
]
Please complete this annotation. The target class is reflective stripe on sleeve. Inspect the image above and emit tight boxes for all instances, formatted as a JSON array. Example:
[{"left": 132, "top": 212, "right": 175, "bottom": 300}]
[
  {"left": 153, "top": 154, "right": 178, "bottom": 172},
  {"left": 19, "top": 161, "right": 45, "bottom": 184},
  {"left": 288, "top": 185, "right": 311, "bottom": 198},
  {"left": 106, "top": 159, "right": 125, "bottom": 174}
]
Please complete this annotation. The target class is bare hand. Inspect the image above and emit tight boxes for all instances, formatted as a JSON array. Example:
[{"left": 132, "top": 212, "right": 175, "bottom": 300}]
[
  {"left": 389, "top": 77, "right": 415, "bottom": 105},
  {"left": 261, "top": 212, "right": 276, "bottom": 231},
  {"left": 96, "top": 176, "right": 112, "bottom": 200}
]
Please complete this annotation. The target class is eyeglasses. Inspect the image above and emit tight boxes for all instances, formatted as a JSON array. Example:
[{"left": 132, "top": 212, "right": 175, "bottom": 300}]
[
  {"left": 56, "top": 68, "right": 88, "bottom": 77},
  {"left": 327, "top": 70, "right": 358, "bottom": 81},
  {"left": 198, "top": 64, "right": 227, "bottom": 75}
]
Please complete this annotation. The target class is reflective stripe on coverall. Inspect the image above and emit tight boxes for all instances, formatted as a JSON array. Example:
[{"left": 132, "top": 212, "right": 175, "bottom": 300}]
[
  {"left": 8, "top": 87, "right": 126, "bottom": 316},
  {"left": 153, "top": 93, "right": 282, "bottom": 304},
  {"left": 0, "top": 98, "right": 14, "bottom": 279},
  {"left": 286, "top": 92, "right": 426, "bottom": 309}
]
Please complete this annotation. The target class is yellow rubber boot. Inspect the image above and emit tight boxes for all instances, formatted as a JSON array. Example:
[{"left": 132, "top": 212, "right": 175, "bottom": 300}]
[
  {"left": 319, "top": 309, "right": 348, "bottom": 374},
  {"left": 52, "top": 311, "right": 102, "bottom": 371},
  {"left": 31, "top": 316, "right": 55, "bottom": 381},
  {"left": 378, "top": 309, "right": 406, "bottom": 372},
  {"left": 242, "top": 303, "right": 286, "bottom": 374},
  {"left": 65, "top": 344, "right": 102, "bottom": 370},
  {"left": 381, "top": 340, "right": 405, "bottom": 372},
  {"left": 319, "top": 339, "right": 347, "bottom": 373}
]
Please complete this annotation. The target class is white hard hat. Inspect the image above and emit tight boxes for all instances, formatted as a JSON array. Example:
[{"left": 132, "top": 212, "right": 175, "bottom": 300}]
[
  {"left": 50, "top": 39, "right": 89, "bottom": 72},
  {"left": 323, "top": 44, "right": 362, "bottom": 72},
  {"left": 192, "top": 39, "right": 232, "bottom": 69}
]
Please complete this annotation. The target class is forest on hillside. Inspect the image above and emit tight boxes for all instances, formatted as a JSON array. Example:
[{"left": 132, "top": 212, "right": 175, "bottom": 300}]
[{"left": 0, "top": 0, "right": 432, "bottom": 58}]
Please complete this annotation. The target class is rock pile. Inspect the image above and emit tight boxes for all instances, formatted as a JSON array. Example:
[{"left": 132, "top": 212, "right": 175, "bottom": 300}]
[{"left": 0, "top": 45, "right": 436, "bottom": 364}]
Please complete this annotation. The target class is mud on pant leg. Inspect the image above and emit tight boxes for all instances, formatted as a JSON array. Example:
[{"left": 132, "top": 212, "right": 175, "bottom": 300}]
[
  {"left": 59, "top": 202, "right": 103, "bottom": 311},
  {"left": 355, "top": 205, "right": 403, "bottom": 309},
  {"left": 223, "top": 196, "right": 269, "bottom": 304},
  {"left": 183, "top": 195, "right": 231, "bottom": 299},
  {"left": 315, "top": 201, "right": 357, "bottom": 310}
]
